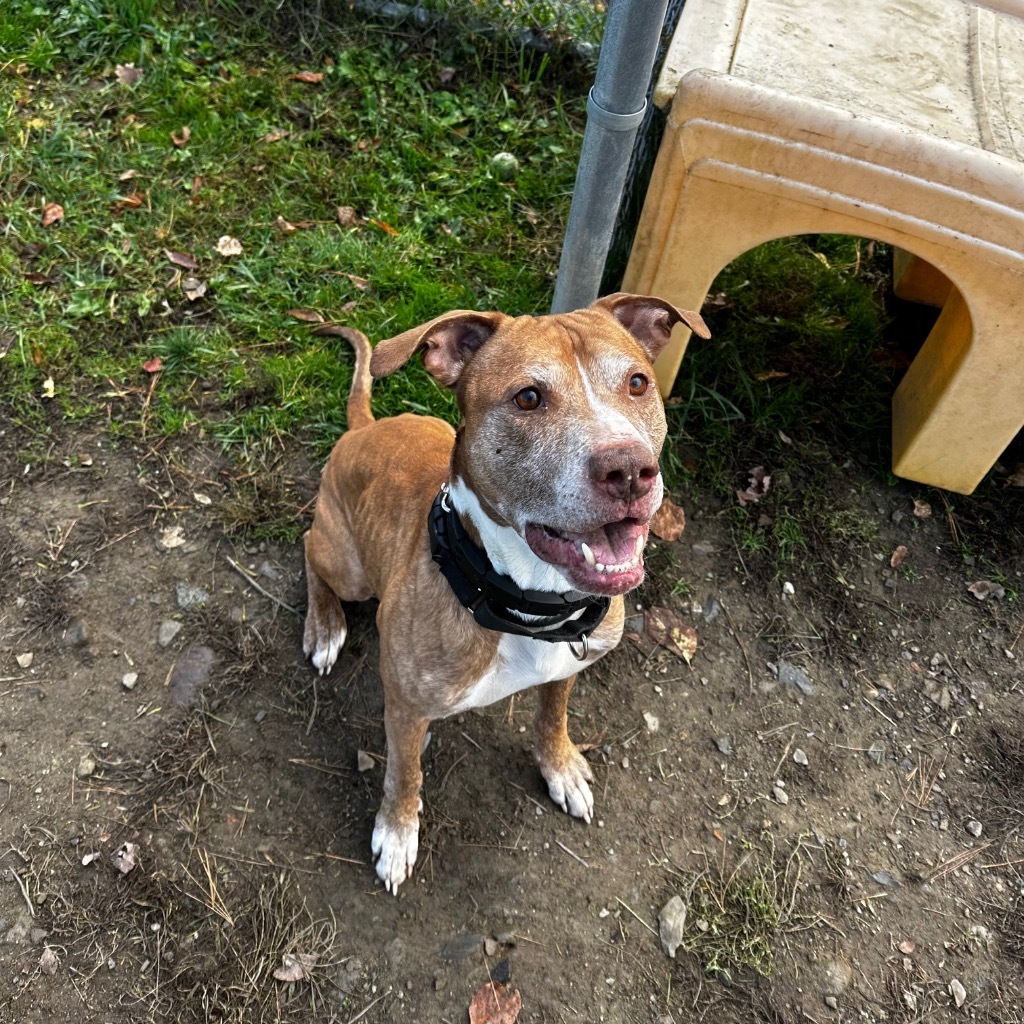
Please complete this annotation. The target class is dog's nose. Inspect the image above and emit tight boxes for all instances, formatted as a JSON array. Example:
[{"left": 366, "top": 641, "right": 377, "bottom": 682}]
[{"left": 588, "top": 444, "right": 659, "bottom": 501}]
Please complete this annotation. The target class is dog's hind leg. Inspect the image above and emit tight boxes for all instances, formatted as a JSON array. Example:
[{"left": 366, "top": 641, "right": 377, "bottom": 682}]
[{"left": 534, "top": 674, "right": 595, "bottom": 823}]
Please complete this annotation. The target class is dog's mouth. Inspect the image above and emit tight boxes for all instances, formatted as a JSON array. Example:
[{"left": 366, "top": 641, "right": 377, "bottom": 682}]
[{"left": 524, "top": 518, "right": 648, "bottom": 596}]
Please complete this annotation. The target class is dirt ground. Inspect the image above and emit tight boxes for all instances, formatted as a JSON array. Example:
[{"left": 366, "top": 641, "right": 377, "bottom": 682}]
[{"left": 1, "top": 422, "right": 1022, "bottom": 1024}]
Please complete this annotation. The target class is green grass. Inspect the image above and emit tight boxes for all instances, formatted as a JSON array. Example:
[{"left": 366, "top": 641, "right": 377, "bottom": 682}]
[{"left": 0, "top": 0, "right": 586, "bottom": 459}]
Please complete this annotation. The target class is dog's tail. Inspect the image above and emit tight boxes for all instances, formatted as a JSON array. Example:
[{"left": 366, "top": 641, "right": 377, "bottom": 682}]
[{"left": 338, "top": 326, "right": 374, "bottom": 432}]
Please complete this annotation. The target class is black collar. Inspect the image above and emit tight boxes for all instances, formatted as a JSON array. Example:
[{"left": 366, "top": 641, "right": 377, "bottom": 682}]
[{"left": 428, "top": 485, "right": 609, "bottom": 648}]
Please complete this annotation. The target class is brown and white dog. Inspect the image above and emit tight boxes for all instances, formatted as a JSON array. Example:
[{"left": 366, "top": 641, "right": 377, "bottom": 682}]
[{"left": 303, "top": 294, "right": 709, "bottom": 892}]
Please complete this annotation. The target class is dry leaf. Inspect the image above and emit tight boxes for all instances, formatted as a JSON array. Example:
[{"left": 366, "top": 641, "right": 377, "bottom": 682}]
[
  {"left": 342, "top": 272, "right": 370, "bottom": 291},
  {"left": 182, "top": 277, "right": 207, "bottom": 301},
  {"left": 912, "top": 499, "right": 932, "bottom": 518},
  {"left": 115, "top": 63, "right": 143, "bottom": 85},
  {"left": 292, "top": 71, "right": 324, "bottom": 83},
  {"left": 890, "top": 545, "right": 908, "bottom": 568},
  {"left": 736, "top": 466, "right": 771, "bottom": 506},
  {"left": 369, "top": 217, "right": 398, "bottom": 236},
  {"left": 468, "top": 981, "right": 523, "bottom": 1024},
  {"left": 118, "top": 168, "right": 138, "bottom": 181},
  {"left": 19, "top": 241, "right": 45, "bottom": 260},
  {"left": 24, "top": 271, "right": 57, "bottom": 287},
  {"left": 898, "top": 939, "right": 916, "bottom": 955},
  {"left": 336, "top": 205, "right": 360, "bottom": 227},
  {"left": 262, "top": 128, "right": 289, "bottom": 143},
  {"left": 967, "top": 580, "right": 1005, "bottom": 601},
  {"left": 645, "top": 607, "right": 698, "bottom": 664},
  {"left": 39, "top": 947, "right": 59, "bottom": 975},
  {"left": 113, "top": 191, "right": 145, "bottom": 212},
  {"left": 288, "top": 309, "right": 325, "bottom": 323},
  {"left": 650, "top": 497, "right": 685, "bottom": 542},
  {"left": 41, "top": 202, "right": 64, "bottom": 227},
  {"left": 111, "top": 842, "right": 140, "bottom": 874},
  {"left": 193, "top": 491, "right": 212, "bottom": 505},
  {"left": 274, "top": 215, "right": 299, "bottom": 233},
  {"left": 41, "top": 376, "right": 55, "bottom": 399},
  {"left": 142, "top": 356, "right": 163, "bottom": 374},
  {"left": 215, "top": 235, "right": 243, "bottom": 257},
  {"left": 341, "top": 300, "right": 358, "bottom": 314},
  {"left": 164, "top": 249, "right": 198, "bottom": 270},
  {"left": 752, "top": 369, "right": 790, "bottom": 381},
  {"left": 171, "top": 125, "right": 191, "bottom": 147},
  {"left": 273, "top": 952, "right": 318, "bottom": 982},
  {"left": 438, "top": 66, "right": 456, "bottom": 84}
]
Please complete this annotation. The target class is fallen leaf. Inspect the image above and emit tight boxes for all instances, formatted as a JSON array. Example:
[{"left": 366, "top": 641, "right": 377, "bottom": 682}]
[
  {"left": 912, "top": 499, "right": 932, "bottom": 518},
  {"left": 24, "top": 271, "right": 57, "bottom": 287},
  {"left": 182, "top": 277, "right": 207, "bottom": 301},
  {"left": 292, "top": 71, "right": 324, "bottom": 83},
  {"left": 778, "top": 430, "right": 793, "bottom": 445},
  {"left": 336, "top": 205, "right": 360, "bottom": 227},
  {"left": 142, "top": 356, "right": 163, "bottom": 373},
  {"left": 262, "top": 127, "right": 289, "bottom": 143},
  {"left": 342, "top": 272, "right": 370, "bottom": 291},
  {"left": 341, "top": 300, "right": 358, "bottom": 314},
  {"left": 19, "top": 241, "right": 45, "bottom": 260},
  {"left": 736, "top": 466, "right": 771, "bottom": 506},
  {"left": 118, "top": 168, "right": 138, "bottom": 181},
  {"left": 438, "top": 66, "right": 456, "bottom": 84},
  {"left": 113, "top": 191, "right": 145, "bottom": 213},
  {"left": 288, "top": 308, "right": 325, "bottom": 323},
  {"left": 41, "top": 376, "right": 55, "bottom": 399},
  {"left": 41, "top": 202, "right": 64, "bottom": 227},
  {"left": 115, "top": 63, "right": 143, "bottom": 85},
  {"left": 650, "top": 497, "right": 685, "bottom": 542},
  {"left": 171, "top": 125, "right": 191, "bottom": 147},
  {"left": 468, "top": 980, "right": 523, "bottom": 1024},
  {"left": 215, "top": 235, "right": 243, "bottom": 257},
  {"left": 110, "top": 841, "right": 140, "bottom": 874},
  {"left": 967, "top": 580, "right": 1005, "bottom": 601},
  {"left": 357, "top": 136, "right": 382, "bottom": 151},
  {"left": 39, "top": 947, "right": 59, "bottom": 975},
  {"left": 273, "top": 952, "right": 318, "bottom": 982},
  {"left": 158, "top": 525, "right": 186, "bottom": 550},
  {"left": 193, "top": 491, "right": 212, "bottom": 505},
  {"left": 164, "top": 249, "right": 198, "bottom": 270},
  {"left": 890, "top": 545, "right": 908, "bottom": 568},
  {"left": 369, "top": 217, "right": 398, "bottom": 236},
  {"left": 898, "top": 939, "right": 916, "bottom": 955},
  {"left": 645, "top": 607, "right": 698, "bottom": 664},
  {"left": 752, "top": 369, "right": 790, "bottom": 381}
]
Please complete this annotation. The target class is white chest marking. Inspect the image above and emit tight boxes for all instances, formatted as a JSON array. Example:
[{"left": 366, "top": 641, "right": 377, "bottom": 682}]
[{"left": 452, "top": 631, "right": 614, "bottom": 714}]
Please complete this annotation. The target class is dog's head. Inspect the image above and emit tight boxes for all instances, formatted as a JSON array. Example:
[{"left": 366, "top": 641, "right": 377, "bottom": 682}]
[{"left": 370, "top": 293, "right": 709, "bottom": 596}]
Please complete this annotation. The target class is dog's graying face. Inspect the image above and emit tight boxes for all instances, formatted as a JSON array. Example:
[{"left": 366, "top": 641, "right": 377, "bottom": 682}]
[{"left": 370, "top": 293, "right": 710, "bottom": 597}]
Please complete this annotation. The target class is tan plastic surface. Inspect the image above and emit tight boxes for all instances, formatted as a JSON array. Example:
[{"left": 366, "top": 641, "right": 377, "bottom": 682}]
[{"left": 626, "top": 0, "right": 1024, "bottom": 493}]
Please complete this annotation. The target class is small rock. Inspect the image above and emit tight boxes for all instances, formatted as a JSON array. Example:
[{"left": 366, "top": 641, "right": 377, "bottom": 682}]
[
  {"left": 949, "top": 978, "right": 966, "bottom": 1008},
  {"left": 439, "top": 933, "right": 485, "bottom": 964},
  {"left": 121, "top": 672, "right": 138, "bottom": 691},
  {"left": 643, "top": 711, "right": 659, "bottom": 733},
  {"left": 110, "top": 842, "right": 140, "bottom": 875},
  {"left": 484, "top": 937, "right": 499, "bottom": 957},
  {"left": 898, "top": 939, "right": 916, "bottom": 954},
  {"left": 167, "top": 645, "right": 214, "bottom": 705},
  {"left": 15, "top": 652, "right": 33, "bottom": 669},
  {"left": 824, "top": 995, "right": 838, "bottom": 1010},
  {"left": 30, "top": 927, "right": 49, "bottom": 945},
  {"left": 772, "top": 785, "right": 789, "bottom": 805},
  {"left": 258, "top": 560, "right": 281, "bottom": 581},
  {"left": 782, "top": 581, "right": 795, "bottom": 596},
  {"left": 871, "top": 871, "right": 899, "bottom": 887},
  {"left": 822, "top": 959, "right": 853, "bottom": 997},
  {"left": 793, "top": 748, "right": 808, "bottom": 766},
  {"left": 157, "top": 620, "right": 183, "bottom": 647},
  {"left": 175, "top": 581, "right": 210, "bottom": 610},
  {"left": 254, "top": 709, "right": 267, "bottom": 724},
  {"left": 357, "top": 750, "right": 374, "bottom": 772},
  {"left": 714, "top": 736, "right": 733, "bottom": 756},
  {"left": 157, "top": 525, "right": 186, "bottom": 551},
  {"left": 39, "top": 946, "right": 58, "bottom": 975},
  {"left": 691, "top": 541, "right": 716, "bottom": 557},
  {"left": 778, "top": 660, "right": 814, "bottom": 696},
  {"left": 658, "top": 895, "right": 687, "bottom": 958},
  {"left": 76, "top": 754, "right": 96, "bottom": 779},
  {"left": 63, "top": 618, "right": 89, "bottom": 647},
  {"left": 965, "top": 819, "right": 983, "bottom": 838},
  {"left": 702, "top": 596, "right": 722, "bottom": 623}
]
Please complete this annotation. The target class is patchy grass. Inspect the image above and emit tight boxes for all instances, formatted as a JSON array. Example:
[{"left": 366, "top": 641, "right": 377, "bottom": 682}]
[{"left": 1, "top": 0, "right": 586, "bottom": 461}]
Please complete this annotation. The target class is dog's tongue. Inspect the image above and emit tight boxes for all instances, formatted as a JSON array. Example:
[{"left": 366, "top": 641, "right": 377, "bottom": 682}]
[{"left": 566, "top": 520, "right": 644, "bottom": 567}]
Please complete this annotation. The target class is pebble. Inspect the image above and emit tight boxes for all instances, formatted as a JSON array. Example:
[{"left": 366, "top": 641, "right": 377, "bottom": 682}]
[
  {"left": 965, "top": 819, "right": 983, "bottom": 838},
  {"left": 658, "top": 895, "right": 687, "bottom": 958},
  {"left": 949, "top": 978, "right": 967, "bottom": 1008},
  {"left": 782, "top": 581, "right": 795, "bottom": 596},
  {"left": 254, "top": 709, "right": 267, "bottom": 723},
  {"left": 439, "top": 933, "right": 485, "bottom": 964},
  {"left": 157, "top": 526, "right": 186, "bottom": 551},
  {"left": 702, "top": 596, "right": 722, "bottom": 623},
  {"left": 63, "top": 618, "right": 90, "bottom": 647},
  {"left": 258, "top": 560, "right": 281, "bottom": 581},
  {"left": 793, "top": 748, "right": 808, "bottom": 765},
  {"left": 772, "top": 785, "right": 789, "bottom": 805},
  {"left": 824, "top": 995, "right": 838, "bottom": 1010},
  {"left": 175, "top": 582, "right": 210, "bottom": 610},
  {"left": 691, "top": 541, "right": 716, "bottom": 557},
  {"left": 484, "top": 937, "right": 499, "bottom": 957},
  {"left": 76, "top": 754, "right": 97, "bottom": 779},
  {"left": 822, "top": 959, "right": 853, "bottom": 997},
  {"left": 121, "top": 672, "right": 138, "bottom": 691},
  {"left": 714, "top": 736, "right": 733, "bottom": 756},
  {"left": 643, "top": 711, "right": 660, "bottom": 733},
  {"left": 168, "top": 645, "right": 214, "bottom": 706},
  {"left": 157, "top": 620, "right": 183, "bottom": 647},
  {"left": 15, "top": 652, "right": 33, "bottom": 669},
  {"left": 778, "top": 660, "right": 814, "bottom": 696},
  {"left": 356, "top": 750, "right": 374, "bottom": 772}
]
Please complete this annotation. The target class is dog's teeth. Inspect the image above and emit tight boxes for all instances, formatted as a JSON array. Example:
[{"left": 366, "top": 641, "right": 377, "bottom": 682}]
[
  {"left": 595, "top": 562, "right": 605, "bottom": 573},
  {"left": 581, "top": 542, "right": 596, "bottom": 567},
  {"left": 634, "top": 533, "right": 645, "bottom": 558}
]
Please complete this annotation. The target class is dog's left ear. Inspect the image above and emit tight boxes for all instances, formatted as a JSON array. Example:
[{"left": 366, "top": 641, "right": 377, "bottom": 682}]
[
  {"left": 592, "top": 292, "right": 711, "bottom": 361},
  {"left": 370, "top": 310, "right": 509, "bottom": 386}
]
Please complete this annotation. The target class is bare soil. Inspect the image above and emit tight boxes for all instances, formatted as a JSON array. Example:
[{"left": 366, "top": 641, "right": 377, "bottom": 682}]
[{"left": 1, "top": 425, "right": 1023, "bottom": 1023}]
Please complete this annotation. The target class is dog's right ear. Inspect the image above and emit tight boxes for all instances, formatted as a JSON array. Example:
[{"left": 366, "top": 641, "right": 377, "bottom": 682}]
[{"left": 369, "top": 311, "right": 508, "bottom": 386}]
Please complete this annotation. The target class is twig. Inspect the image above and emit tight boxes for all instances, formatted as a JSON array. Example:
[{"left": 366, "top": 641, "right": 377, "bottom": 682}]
[
  {"left": 9, "top": 867, "right": 35, "bottom": 918},
  {"left": 722, "top": 603, "right": 754, "bottom": 692},
  {"left": 614, "top": 896, "right": 659, "bottom": 937},
  {"left": 862, "top": 698, "right": 899, "bottom": 728},
  {"left": 554, "top": 839, "right": 589, "bottom": 868},
  {"left": 461, "top": 731, "right": 483, "bottom": 751},
  {"left": 305, "top": 676, "right": 318, "bottom": 736},
  {"left": 342, "top": 991, "right": 388, "bottom": 1024},
  {"left": 0, "top": 778, "right": 9, "bottom": 815},
  {"left": 928, "top": 841, "right": 993, "bottom": 882},
  {"left": 226, "top": 556, "right": 300, "bottom": 616}
]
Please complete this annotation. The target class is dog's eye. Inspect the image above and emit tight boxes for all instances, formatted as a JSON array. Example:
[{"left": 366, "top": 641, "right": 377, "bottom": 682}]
[
  {"left": 628, "top": 374, "right": 649, "bottom": 397},
  {"left": 514, "top": 387, "right": 542, "bottom": 411}
]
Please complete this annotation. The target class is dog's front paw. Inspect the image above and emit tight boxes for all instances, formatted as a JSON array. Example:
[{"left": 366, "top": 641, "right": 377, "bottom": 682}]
[
  {"left": 302, "top": 615, "right": 347, "bottom": 677},
  {"left": 538, "top": 747, "right": 595, "bottom": 823},
  {"left": 371, "top": 812, "right": 419, "bottom": 894}
]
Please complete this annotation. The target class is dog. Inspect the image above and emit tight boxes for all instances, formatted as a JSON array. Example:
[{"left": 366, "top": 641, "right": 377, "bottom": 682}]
[{"left": 303, "top": 293, "right": 710, "bottom": 892}]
